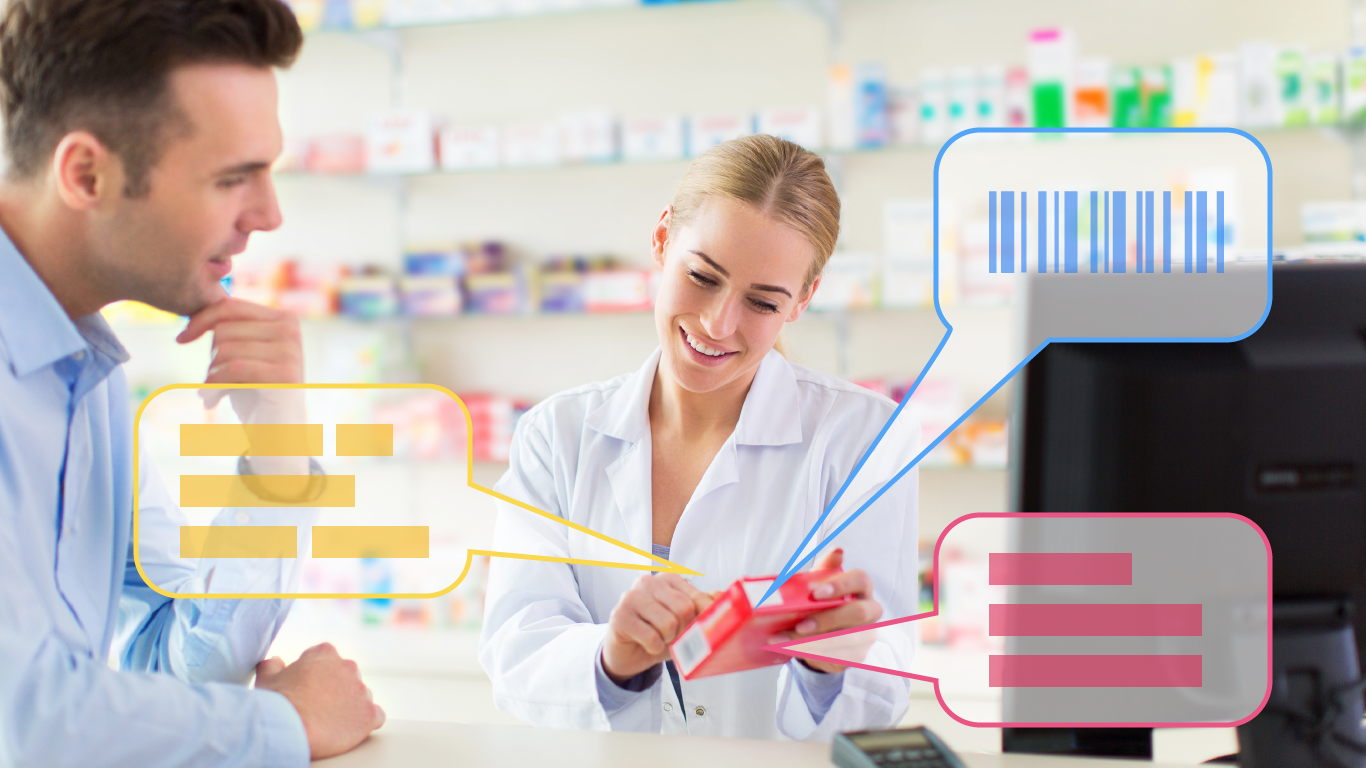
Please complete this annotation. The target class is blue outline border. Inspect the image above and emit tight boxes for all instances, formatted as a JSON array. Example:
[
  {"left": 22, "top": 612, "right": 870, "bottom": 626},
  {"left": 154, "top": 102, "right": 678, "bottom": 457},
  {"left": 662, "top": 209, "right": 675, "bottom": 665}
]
[{"left": 761, "top": 127, "right": 1273, "bottom": 605}]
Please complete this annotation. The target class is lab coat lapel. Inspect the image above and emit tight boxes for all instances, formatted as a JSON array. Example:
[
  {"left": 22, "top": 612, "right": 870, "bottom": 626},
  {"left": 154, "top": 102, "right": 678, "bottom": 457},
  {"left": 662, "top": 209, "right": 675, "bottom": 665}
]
[{"left": 587, "top": 350, "right": 660, "bottom": 554}]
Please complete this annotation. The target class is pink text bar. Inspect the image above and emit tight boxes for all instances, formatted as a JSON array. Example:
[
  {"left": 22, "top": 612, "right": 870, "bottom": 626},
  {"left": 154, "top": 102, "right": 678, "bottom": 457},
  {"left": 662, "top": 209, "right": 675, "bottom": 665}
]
[
  {"left": 989, "top": 553, "right": 1132, "bottom": 585},
  {"left": 990, "top": 604, "right": 1202, "bottom": 636},
  {"left": 989, "top": 655, "right": 1202, "bottom": 687}
]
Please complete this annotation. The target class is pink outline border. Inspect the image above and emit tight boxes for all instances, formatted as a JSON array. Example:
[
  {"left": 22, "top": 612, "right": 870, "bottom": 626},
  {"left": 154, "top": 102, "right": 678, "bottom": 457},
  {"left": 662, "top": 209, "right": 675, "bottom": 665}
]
[{"left": 761, "top": 512, "right": 1274, "bottom": 729}]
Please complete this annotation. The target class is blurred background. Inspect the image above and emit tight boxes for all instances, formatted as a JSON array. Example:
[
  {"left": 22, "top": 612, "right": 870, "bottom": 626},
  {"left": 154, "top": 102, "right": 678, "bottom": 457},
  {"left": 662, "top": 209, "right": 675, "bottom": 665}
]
[{"left": 111, "top": 0, "right": 1358, "bottom": 760}]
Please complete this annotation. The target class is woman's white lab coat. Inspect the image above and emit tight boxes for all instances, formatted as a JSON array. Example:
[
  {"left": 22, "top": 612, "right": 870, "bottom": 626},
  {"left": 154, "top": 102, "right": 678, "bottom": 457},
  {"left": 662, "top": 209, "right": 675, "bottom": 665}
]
[{"left": 478, "top": 348, "right": 920, "bottom": 741}]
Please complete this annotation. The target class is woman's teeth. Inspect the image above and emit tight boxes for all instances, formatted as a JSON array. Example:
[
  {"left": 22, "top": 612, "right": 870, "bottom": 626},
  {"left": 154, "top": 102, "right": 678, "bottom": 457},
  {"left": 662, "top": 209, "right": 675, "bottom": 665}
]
[{"left": 685, "top": 332, "right": 727, "bottom": 357}]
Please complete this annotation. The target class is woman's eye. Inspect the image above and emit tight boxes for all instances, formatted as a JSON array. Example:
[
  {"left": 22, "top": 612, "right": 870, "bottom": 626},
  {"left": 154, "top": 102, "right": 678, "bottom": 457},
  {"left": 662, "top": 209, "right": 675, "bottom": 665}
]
[
  {"left": 749, "top": 298, "right": 780, "bottom": 314},
  {"left": 686, "top": 269, "right": 718, "bottom": 287}
]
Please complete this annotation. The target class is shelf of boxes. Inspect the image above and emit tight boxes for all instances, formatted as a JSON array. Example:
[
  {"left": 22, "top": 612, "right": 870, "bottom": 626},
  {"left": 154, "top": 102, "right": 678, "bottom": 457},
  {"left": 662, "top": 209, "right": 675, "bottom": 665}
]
[{"left": 287, "top": 0, "right": 731, "bottom": 34}]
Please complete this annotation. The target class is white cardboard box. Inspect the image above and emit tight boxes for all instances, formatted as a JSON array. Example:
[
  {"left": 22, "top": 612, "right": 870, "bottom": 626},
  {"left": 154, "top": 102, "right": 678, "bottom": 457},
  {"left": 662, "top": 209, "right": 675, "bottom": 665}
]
[
  {"left": 622, "top": 116, "right": 685, "bottom": 162},
  {"left": 439, "top": 126, "right": 500, "bottom": 171},
  {"left": 756, "top": 106, "right": 822, "bottom": 150},
  {"left": 559, "top": 110, "right": 619, "bottom": 163},
  {"left": 366, "top": 110, "right": 438, "bottom": 173},
  {"left": 687, "top": 112, "right": 752, "bottom": 158},
  {"left": 501, "top": 121, "right": 560, "bottom": 167}
]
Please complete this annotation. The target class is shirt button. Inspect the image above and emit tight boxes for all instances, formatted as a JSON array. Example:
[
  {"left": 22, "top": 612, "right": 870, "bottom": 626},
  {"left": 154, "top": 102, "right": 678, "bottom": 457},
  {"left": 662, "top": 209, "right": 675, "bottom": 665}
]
[
  {"left": 235, "top": 511, "right": 252, "bottom": 524},
  {"left": 694, "top": 706, "right": 706, "bottom": 717},
  {"left": 662, "top": 702, "right": 673, "bottom": 712}
]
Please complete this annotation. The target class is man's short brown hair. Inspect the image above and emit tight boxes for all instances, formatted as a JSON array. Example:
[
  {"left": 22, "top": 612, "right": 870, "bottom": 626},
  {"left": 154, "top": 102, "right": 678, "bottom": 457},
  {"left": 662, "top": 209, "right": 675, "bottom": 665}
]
[{"left": 0, "top": 0, "right": 303, "bottom": 197}]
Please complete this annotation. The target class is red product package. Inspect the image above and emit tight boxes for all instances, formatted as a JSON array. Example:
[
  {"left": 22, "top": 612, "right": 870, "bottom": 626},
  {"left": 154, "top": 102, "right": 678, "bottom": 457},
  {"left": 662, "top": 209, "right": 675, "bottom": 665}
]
[{"left": 670, "top": 569, "right": 849, "bottom": 680}]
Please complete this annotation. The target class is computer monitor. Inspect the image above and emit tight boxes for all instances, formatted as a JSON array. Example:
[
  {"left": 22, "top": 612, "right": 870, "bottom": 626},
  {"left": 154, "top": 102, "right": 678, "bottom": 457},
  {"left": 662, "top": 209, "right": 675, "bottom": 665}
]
[{"left": 1008, "top": 261, "right": 1366, "bottom": 765}]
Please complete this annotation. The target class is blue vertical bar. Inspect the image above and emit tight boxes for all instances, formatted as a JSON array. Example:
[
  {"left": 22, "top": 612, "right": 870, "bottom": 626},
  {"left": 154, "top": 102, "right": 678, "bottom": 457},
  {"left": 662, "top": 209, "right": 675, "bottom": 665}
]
[
  {"left": 1217, "top": 191, "right": 1225, "bottom": 273},
  {"left": 1184, "top": 191, "right": 1193, "bottom": 273},
  {"left": 1135, "top": 191, "right": 1143, "bottom": 273},
  {"left": 1090, "top": 191, "right": 1099, "bottom": 273},
  {"left": 1053, "top": 190, "right": 1060, "bottom": 273},
  {"left": 1037, "top": 190, "right": 1047, "bottom": 273},
  {"left": 1104, "top": 192, "right": 1110, "bottom": 273},
  {"left": 1064, "top": 191, "right": 1078, "bottom": 273},
  {"left": 1144, "top": 190, "right": 1155, "bottom": 273},
  {"left": 1163, "top": 191, "right": 1172, "bottom": 273},
  {"left": 1000, "top": 191, "right": 1014, "bottom": 272},
  {"left": 1112, "top": 191, "right": 1126, "bottom": 273},
  {"left": 1020, "top": 192, "right": 1027, "bottom": 273},
  {"left": 1196, "top": 191, "right": 1208, "bottom": 273},
  {"left": 989, "top": 192, "right": 998, "bottom": 273}
]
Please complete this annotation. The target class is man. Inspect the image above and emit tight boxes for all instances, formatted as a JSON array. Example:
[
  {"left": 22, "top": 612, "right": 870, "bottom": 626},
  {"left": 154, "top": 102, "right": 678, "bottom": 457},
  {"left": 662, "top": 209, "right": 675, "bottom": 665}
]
[{"left": 0, "top": 0, "right": 384, "bottom": 765}]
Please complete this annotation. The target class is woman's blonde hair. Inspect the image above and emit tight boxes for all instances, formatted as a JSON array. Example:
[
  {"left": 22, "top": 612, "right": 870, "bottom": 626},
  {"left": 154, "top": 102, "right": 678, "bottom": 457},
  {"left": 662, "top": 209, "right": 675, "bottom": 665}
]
[{"left": 668, "top": 134, "right": 840, "bottom": 296}]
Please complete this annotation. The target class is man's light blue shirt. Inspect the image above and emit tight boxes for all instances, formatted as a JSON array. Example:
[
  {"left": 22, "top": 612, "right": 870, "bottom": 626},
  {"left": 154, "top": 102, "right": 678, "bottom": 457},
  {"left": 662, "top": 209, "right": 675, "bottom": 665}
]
[{"left": 0, "top": 230, "right": 310, "bottom": 767}]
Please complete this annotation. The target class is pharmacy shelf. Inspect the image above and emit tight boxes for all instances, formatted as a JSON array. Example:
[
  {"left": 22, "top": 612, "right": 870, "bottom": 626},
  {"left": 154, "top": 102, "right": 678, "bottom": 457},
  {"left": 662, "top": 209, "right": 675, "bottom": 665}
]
[{"left": 301, "top": 0, "right": 738, "bottom": 36}]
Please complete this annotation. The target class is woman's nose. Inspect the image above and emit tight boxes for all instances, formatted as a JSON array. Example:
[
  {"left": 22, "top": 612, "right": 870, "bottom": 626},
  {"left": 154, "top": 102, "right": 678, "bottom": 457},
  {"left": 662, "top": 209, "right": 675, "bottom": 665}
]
[{"left": 698, "top": 293, "right": 742, "bottom": 341}]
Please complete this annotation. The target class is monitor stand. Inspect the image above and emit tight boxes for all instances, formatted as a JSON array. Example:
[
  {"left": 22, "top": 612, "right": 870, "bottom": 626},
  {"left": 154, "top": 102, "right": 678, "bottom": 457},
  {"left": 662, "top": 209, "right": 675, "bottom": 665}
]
[{"left": 1237, "top": 599, "right": 1366, "bottom": 768}]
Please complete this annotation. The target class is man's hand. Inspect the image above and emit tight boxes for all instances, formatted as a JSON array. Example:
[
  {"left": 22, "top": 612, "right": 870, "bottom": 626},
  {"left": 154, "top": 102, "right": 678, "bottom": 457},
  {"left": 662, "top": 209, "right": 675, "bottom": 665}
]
[
  {"left": 771, "top": 548, "right": 882, "bottom": 673},
  {"left": 178, "top": 298, "right": 307, "bottom": 476},
  {"left": 602, "top": 573, "right": 712, "bottom": 683},
  {"left": 255, "top": 643, "right": 385, "bottom": 760}
]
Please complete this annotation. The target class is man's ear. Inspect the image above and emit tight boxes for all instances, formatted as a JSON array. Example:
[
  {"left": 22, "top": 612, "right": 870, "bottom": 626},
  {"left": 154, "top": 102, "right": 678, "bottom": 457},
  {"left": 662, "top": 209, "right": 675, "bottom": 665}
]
[
  {"left": 51, "top": 131, "right": 120, "bottom": 211},
  {"left": 651, "top": 206, "right": 672, "bottom": 269},
  {"left": 788, "top": 274, "right": 821, "bottom": 322}
]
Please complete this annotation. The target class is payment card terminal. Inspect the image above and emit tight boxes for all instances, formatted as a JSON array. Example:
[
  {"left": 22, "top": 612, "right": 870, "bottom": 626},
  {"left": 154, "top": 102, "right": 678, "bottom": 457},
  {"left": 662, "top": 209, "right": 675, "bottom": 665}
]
[{"left": 832, "top": 726, "right": 967, "bottom": 768}]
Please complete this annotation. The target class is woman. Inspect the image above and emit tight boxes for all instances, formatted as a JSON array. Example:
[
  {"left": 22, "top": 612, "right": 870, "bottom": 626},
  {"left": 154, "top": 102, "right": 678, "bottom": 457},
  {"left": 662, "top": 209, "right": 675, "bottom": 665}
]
[{"left": 478, "top": 135, "right": 918, "bottom": 741}]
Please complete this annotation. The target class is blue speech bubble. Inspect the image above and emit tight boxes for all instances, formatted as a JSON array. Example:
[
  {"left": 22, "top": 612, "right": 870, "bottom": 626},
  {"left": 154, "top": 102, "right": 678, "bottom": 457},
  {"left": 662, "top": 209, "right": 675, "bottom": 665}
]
[{"left": 761, "top": 128, "right": 1273, "bottom": 606}]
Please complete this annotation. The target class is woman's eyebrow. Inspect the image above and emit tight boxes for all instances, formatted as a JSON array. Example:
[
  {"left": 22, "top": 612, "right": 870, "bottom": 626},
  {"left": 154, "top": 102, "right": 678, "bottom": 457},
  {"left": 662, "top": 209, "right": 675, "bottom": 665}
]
[
  {"left": 689, "top": 250, "right": 730, "bottom": 277},
  {"left": 750, "top": 283, "right": 792, "bottom": 298}
]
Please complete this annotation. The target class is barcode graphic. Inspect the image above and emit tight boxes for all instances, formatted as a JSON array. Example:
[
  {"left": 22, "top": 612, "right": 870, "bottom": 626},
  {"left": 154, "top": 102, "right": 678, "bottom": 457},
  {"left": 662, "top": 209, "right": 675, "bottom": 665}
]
[{"left": 988, "top": 190, "right": 1227, "bottom": 275}]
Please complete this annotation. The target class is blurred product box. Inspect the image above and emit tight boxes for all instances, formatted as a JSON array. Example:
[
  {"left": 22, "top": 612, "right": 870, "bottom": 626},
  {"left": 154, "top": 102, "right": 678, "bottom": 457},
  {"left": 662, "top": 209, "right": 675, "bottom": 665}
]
[
  {"left": 306, "top": 135, "right": 367, "bottom": 174},
  {"left": 957, "top": 218, "right": 1014, "bottom": 307},
  {"left": 827, "top": 63, "right": 857, "bottom": 150},
  {"left": 1239, "top": 41, "right": 1280, "bottom": 127},
  {"left": 1275, "top": 46, "right": 1310, "bottom": 127},
  {"left": 1110, "top": 66, "right": 1141, "bottom": 127},
  {"left": 1072, "top": 58, "right": 1110, "bottom": 128},
  {"left": 919, "top": 69, "right": 948, "bottom": 144},
  {"left": 1139, "top": 65, "right": 1172, "bottom": 127},
  {"left": 976, "top": 66, "right": 1006, "bottom": 128},
  {"left": 465, "top": 241, "right": 507, "bottom": 274},
  {"left": 400, "top": 276, "right": 462, "bottom": 316},
  {"left": 463, "top": 271, "right": 526, "bottom": 314},
  {"left": 583, "top": 269, "right": 652, "bottom": 313},
  {"left": 366, "top": 110, "right": 439, "bottom": 173},
  {"left": 461, "top": 393, "right": 517, "bottom": 462},
  {"left": 756, "top": 106, "right": 822, "bottom": 150},
  {"left": 687, "top": 112, "right": 753, "bottom": 158},
  {"left": 559, "top": 110, "right": 619, "bottom": 163},
  {"left": 1303, "top": 201, "right": 1366, "bottom": 242},
  {"left": 286, "top": 0, "right": 324, "bottom": 30},
  {"left": 1309, "top": 53, "right": 1343, "bottom": 125},
  {"left": 276, "top": 137, "right": 311, "bottom": 172},
  {"left": 502, "top": 121, "right": 560, "bottom": 167},
  {"left": 1027, "top": 27, "right": 1074, "bottom": 128},
  {"left": 1347, "top": 48, "right": 1366, "bottom": 125},
  {"left": 946, "top": 66, "right": 977, "bottom": 136},
  {"left": 339, "top": 275, "right": 399, "bottom": 319},
  {"left": 808, "top": 251, "right": 876, "bottom": 311},
  {"left": 275, "top": 262, "right": 345, "bottom": 318},
  {"left": 854, "top": 63, "right": 889, "bottom": 147},
  {"left": 404, "top": 246, "right": 468, "bottom": 277},
  {"left": 622, "top": 116, "right": 685, "bottom": 161},
  {"left": 900, "top": 376, "right": 961, "bottom": 467},
  {"left": 882, "top": 257, "right": 933, "bottom": 309},
  {"left": 538, "top": 271, "right": 585, "bottom": 313},
  {"left": 439, "top": 126, "right": 500, "bottom": 171},
  {"left": 385, "top": 0, "right": 502, "bottom": 25},
  {"left": 886, "top": 86, "right": 919, "bottom": 145},
  {"left": 1004, "top": 66, "right": 1030, "bottom": 127}
]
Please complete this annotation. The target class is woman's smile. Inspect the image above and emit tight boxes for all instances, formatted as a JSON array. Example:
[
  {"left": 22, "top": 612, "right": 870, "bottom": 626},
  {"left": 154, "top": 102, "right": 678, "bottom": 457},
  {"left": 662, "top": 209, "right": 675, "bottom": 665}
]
[{"left": 679, "top": 325, "right": 737, "bottom": 367}]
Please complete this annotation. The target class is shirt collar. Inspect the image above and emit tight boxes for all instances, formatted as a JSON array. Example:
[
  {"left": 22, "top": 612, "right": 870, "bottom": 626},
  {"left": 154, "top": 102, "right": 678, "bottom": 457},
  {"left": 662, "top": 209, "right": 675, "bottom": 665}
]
[
  {"left": 585, "top": 347, "right": 804, "bottom": 447},
  {"left": 0, "top": 224, "right": 129, "bottom": 378}
]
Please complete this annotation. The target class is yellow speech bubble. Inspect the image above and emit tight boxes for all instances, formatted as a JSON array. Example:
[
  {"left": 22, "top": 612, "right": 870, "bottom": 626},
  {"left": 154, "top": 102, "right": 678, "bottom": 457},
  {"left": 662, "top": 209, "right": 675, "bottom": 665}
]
[{"left": 134, "top": 383, "right": 701, "bottom": 600}]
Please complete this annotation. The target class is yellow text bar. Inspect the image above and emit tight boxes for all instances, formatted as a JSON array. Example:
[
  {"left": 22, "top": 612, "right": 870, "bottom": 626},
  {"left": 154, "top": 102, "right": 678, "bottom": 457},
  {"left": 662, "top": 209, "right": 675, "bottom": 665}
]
[
  {"left": 181, "top": 424, "right": 324, "bottom": 456},
  {"left": 180, "top": 475, "right": 356, "bottom": 507},
  {"left": 312, "top": 526, "right": 429, "bottom": 558},
  {"left": 180, "top": 526, "right": 297, "bottom": 558},
  {"left": 336, "top": 424, "right": 394, "bottom": 456}
]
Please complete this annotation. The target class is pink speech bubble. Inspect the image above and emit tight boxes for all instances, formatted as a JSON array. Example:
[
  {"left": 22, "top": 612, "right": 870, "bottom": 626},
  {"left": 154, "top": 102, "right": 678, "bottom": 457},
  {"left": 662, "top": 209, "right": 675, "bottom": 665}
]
[{"left": 764, "top": 512, "right": 1272, "bottom": 728}]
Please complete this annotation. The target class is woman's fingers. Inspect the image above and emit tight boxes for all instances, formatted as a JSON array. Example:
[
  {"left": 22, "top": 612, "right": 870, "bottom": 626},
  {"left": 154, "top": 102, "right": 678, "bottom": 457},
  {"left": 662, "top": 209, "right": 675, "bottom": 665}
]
[
  {"left": 812, "top": 547, "right": 844, "bottom": 572},
  {"left": 811, "top": 567, "right": 873, "bottom": 601},
  {"left": 793, "top": 598, "right": 884, "bottom": 637},
  {"left": 615, "top": 613, "right": 668, "bottom": 656}
]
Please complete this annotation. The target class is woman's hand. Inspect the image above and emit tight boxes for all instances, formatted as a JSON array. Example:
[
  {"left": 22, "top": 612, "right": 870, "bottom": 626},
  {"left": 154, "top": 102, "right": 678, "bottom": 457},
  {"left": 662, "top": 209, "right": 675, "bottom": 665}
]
[
  {"left": 777, "top": 548, "right": 883, "bottom": 673},
  {"left": 602, "top": 573, "right": 712, "bottom": 684}
]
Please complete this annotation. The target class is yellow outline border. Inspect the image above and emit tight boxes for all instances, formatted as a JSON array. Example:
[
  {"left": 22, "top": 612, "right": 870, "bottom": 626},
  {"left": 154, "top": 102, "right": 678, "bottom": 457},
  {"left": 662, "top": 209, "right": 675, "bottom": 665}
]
[{"left": 134, "top": 383, "right": 702, "bottom": 600}]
